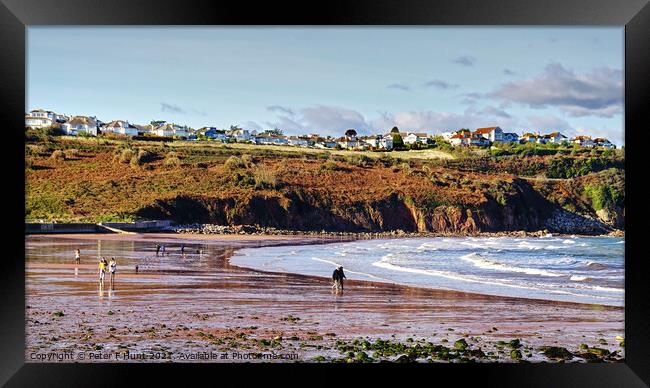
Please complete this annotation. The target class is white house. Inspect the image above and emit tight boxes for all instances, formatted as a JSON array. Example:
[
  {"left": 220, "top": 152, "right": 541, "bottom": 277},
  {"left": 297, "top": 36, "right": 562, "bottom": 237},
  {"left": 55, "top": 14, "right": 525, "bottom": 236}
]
[
  {"left": 474, "top": 127, "right": 504, "bottom": 143},
  {"left": 102, "top": 120, "right": 139, "bottom": 136},
  {"left": 520, "top": 133, "right": 540, "bottom": 143},
  {"left": 254, "top": 134, "right": 288, "bottom": 145},
  {"left": 25, "top": 114, "right": 53, "bottom": 129},
  {"left": 61, "top": 116, "right": 98, "bottom": 136},
  {"left": 154, "top": 123, "right": 189, "bottom": 138},
  {"left": 338, "top": 137, "right": 361, "bottom": 149},
  {"left": 543, "top": 132, "right": 568, "bottom": 144},
  {"left": 594, "top": 138, "right": 615, "bottom": 149},
  {"left": 441, "top": 131, "right": 456, "bottom": 140},
  {"left": 314, "top": 138, "right": 337, "bottom": 149},
  {"left": 403, "top": 132, "right": 429, "bottom": 145},
  {"left": 287, "top": 136, "right": 311, "bottom": 147},
  {"left": 469, "top": 135, "right": 490, "bottom": 147},
  {"left": 28, "top": 108, "right": 67, "bottom": 122},
  {"left": 502, "top": 132, "right": 519, "bottom": 143},
  {"left": 572, "top": 136, "right": 595, "bottom": 147},
  {"left": 231, "top": 129, "right": 256, "bottom": 142}
]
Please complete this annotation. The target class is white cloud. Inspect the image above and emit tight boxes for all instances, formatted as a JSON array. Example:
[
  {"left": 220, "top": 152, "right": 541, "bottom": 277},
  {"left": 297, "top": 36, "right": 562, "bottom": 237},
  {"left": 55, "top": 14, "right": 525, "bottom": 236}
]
[{"left": 491, "top": 63, "right": 623, "bottom": 118}]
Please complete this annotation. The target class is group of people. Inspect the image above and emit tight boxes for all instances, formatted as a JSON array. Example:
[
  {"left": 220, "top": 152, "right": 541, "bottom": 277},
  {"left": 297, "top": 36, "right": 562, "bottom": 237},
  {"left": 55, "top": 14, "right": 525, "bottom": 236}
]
[
  {"left": 155, "top": 244, "right": 166, "bottom": 256},
  {"left": 98, "top": 257, "right": 117, "bottom": 285}
]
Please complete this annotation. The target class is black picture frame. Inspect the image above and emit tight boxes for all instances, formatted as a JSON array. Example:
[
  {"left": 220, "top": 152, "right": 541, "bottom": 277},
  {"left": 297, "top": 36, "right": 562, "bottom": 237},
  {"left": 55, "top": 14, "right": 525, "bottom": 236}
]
[{"left": 2, "top": 0, "right": 649, "bottom": 386}]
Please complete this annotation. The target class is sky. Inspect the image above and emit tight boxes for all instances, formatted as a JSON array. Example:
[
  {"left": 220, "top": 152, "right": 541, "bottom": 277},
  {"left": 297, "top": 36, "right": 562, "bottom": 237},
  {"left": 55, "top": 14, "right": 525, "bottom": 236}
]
[{"left": 27, "top": 27, "right": 624, "bottom": 144}]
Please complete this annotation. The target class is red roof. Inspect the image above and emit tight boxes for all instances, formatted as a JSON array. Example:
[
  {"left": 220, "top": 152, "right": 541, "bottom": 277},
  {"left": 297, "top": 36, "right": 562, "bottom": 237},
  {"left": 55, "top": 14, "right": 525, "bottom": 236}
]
[{"left": 474, "top": 127, "right": 498, "bottom": 134}]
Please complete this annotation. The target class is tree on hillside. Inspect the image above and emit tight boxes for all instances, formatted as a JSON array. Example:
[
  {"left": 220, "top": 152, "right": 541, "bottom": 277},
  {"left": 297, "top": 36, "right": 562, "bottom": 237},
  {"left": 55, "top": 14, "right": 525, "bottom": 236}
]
[
  {"left": 392, "top": 133, "right": 405, "bottom": 149},
  {"left": 267, "top": 128, "right": 284, "bottom": 136},
  {"left": 345, "top": 129, "right": 357, "bottom": 138},
  {"left": 151, "top": 120, "right": 166, "bottom": 127},
  {"left": 230, "top": 125, "right": 242, "bottom": 132},
  {"left": 390, "top": 126, "right": 400, "bottom": 134}
]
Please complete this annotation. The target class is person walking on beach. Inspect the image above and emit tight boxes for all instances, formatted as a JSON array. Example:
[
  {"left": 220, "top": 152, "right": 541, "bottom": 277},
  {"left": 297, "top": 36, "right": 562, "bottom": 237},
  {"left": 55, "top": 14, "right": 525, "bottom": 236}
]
[
  {"left": 108, "top": 257, "right": 117, "bottom": 287},
  {"left": 161, "top": 244, "right": 166, "bottom": 256},
  {"left": 155, "top": 244, "right": 161, "bottom": 256},
  {"left": 98, "top": 258, "right": 107, "bottom": 284},
  {"left": 180, "top": 244, "right": 185, "bottom": 256},
  {"left": 74, "top": 249, "right": 81, "bottom": 264},
  {"left": 332, "top": 266, "right": 347, "bottom": 292}
]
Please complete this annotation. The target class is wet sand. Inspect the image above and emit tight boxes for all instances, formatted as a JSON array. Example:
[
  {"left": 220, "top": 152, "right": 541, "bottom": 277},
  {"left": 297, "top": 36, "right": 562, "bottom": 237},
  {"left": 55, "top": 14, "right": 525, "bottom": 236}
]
[{"left": 25, "top": 233, "right": 625, "bottom": 363}]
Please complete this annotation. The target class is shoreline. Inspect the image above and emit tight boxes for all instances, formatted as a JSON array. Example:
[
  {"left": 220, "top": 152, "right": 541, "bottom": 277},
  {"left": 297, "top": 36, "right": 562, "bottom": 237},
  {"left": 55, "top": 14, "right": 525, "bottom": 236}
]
[
  {"left": 28, "top": 232, "right": 623, "bottom": 309},
  {"left": 25, "top": 224, "right": 625, "bottom": 239}
]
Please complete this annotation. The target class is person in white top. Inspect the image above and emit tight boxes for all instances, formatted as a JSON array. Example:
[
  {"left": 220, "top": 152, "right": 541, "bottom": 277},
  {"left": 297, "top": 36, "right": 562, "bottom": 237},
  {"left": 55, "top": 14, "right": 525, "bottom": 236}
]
[
  {"left": 74, "top": 249, "right": 81, "bottom": 264},
  {"left": 108, "top": 257, "right": 117, "bottom": 286}
]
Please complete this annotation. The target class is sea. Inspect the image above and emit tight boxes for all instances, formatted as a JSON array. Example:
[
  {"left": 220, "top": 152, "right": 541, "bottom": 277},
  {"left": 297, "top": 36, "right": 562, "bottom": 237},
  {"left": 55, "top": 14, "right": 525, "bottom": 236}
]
[{"left": 230, "top": 235, "right": 624, "bottom": 306}]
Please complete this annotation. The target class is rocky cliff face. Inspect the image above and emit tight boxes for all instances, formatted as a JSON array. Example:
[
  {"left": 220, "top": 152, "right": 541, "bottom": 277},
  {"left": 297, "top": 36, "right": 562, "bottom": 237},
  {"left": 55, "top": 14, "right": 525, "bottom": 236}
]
[{"left": 136, "top": 178, "right": 613, "bottom": 235}]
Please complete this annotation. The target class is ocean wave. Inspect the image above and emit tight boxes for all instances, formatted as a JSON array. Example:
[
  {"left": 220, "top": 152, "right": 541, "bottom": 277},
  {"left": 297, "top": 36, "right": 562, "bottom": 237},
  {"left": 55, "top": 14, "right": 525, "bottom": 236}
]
[
  {"left": 585, "top": 261, "right": 609, "bottom": 270},
  {"left": 562, "top": 239, "right": 576, "bottom": 244},
  {"left": 372, "top": 259, "right": 616, "bottom": 300},
  {"left": 570, "top": 275, "right": 590, "bottom": 281},
  {"left": 460, "top": 253, "right": 563, "bottom": 277}
]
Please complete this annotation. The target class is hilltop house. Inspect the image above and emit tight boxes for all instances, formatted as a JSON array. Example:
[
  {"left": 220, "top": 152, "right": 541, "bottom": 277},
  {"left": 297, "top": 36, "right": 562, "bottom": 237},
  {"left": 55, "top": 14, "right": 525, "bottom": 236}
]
[
  {"left": 403, "top": 132, "right": 430, "bottom": 145},
  {"left": 254, "top": 134, "right": 288, "bottom": 145},
  {"left": 360, "top": 134, "right": 393, "bottom": 150},
  {"left": 474, "top": 127, "right": 504, "bottom": 143},
  {"left": 61, "top": 116, "right": 98, "bottom": 136},
  {"left": 572, "top": 136, "right": 595, "bottom": 147},
  {"left": 469, "top": 134, "right": 490, "bottom": 147},
  {"left": 520, "top": 132, "right": 541, "bottom": 143},
  {"left": 198, "top": 127, "right": 227, "bottom": 141},
  {"left": 543, "top": 132, "right": 568, "bottom": 144},
  {"left": 338, "top": 136, "right": 361, "bottom": 149},
  {"left": 594, "top": 138, "right": 616, "bottom": 149},
  {"left": 25, "top": 108, "right": 70, "bottom": 128},
  {"left": 313, "top": 137, "right": 337, "bottom": 149},
  {"left": 155, "top": 123, "right": 189, "bottom": 138},
  {"left": 502, "top": 132, "right": 519, "bottom": 143},
  {"left": 231, "top": 129, "right": 256, "bottom": 142},
  {"left": 25, "top": 113, "right": 53, "bottom": 129},
  {"left": 287, "top": 136, "right": 312, "bottom": 147},
  {"left": 101, "top": 120, "right": 139, "bottom": 136},
  {"left": 441, "top": 131, "right": 456, "bottom": 140},
  {"left": 134, "top": 124, "right": 155, "bottom": 134},
  {"left": 28, "top": 109, "right": 68, "bottom": 123}
]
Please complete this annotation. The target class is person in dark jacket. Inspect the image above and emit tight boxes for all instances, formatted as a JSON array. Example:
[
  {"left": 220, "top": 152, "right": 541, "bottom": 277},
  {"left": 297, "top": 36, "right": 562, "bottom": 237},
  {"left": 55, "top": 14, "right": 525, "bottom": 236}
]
[{"left": 332, "top": 266, "right": 346, "bottom": 292}]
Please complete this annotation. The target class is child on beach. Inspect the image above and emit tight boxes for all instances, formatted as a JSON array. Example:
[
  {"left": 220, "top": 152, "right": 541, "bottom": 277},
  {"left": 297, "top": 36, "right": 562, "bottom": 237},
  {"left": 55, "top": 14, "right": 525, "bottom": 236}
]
[
  {"left": 98, "top": 258, "right": 107, "bottom": 284},
  {"left": 156, "top": 244, "right": 161, "bottom": 256},
  {"left": 161, "top": 244, "right": 166, "bottom": 255},
  {"left": 109, "top": 257, "right": 117, "bottom": 286},
  {"left": 74, "top": 249, "right": 81, "bottom": 264}
]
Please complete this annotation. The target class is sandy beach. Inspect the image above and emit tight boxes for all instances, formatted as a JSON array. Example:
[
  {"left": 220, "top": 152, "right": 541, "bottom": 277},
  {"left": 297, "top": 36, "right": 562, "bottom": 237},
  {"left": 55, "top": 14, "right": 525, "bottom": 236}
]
[{"left": 25, "top": 233, "right": 625, "bottom": 363}]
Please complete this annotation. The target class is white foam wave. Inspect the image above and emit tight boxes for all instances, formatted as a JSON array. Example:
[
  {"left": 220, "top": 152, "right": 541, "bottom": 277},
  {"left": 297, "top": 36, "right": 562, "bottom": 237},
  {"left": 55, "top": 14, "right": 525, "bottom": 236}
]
[{"left": 460, "top": 253, "right": 563, "bottom": 277}]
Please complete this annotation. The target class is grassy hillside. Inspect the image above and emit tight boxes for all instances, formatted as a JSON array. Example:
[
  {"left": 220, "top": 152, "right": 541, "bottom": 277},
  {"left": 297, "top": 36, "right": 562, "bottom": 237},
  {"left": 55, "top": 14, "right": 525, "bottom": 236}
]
[{"left": 25, "top": 136, "right": 625, "bottom": 233}]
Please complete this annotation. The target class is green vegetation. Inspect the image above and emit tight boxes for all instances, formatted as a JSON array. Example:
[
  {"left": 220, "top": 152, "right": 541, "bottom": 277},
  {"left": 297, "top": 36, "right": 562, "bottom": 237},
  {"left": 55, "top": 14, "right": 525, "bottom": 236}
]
[
  {"left": 584, "top": 182, "right": 624, "bottom": 211},
  {"left": 546, "top": 157, "right": 621, "bottom": 179}
]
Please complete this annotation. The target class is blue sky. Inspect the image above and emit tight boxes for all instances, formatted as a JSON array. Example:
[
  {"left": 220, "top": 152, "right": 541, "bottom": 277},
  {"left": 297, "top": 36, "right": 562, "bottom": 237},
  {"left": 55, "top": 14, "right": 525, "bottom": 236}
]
[{"left": 27, "top": 27, "right": 624, "bottom": 144}]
